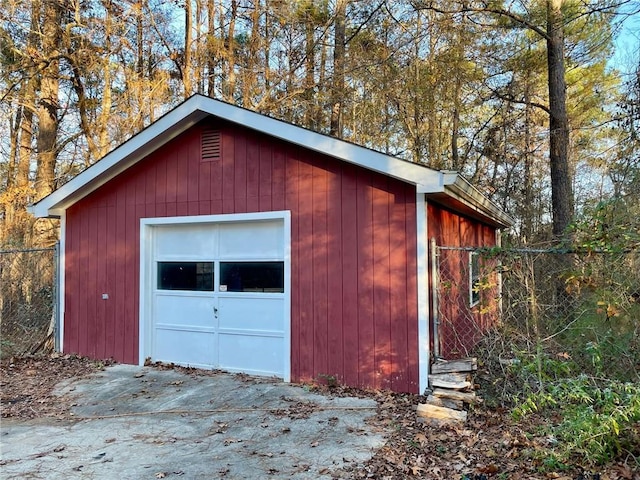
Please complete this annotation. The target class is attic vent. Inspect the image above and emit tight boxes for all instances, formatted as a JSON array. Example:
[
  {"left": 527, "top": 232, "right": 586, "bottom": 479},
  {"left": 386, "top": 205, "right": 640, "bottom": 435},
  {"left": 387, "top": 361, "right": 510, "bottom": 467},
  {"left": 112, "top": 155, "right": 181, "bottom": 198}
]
[{"left": 201, "top": 128, "right": 221, "bottom": 161}]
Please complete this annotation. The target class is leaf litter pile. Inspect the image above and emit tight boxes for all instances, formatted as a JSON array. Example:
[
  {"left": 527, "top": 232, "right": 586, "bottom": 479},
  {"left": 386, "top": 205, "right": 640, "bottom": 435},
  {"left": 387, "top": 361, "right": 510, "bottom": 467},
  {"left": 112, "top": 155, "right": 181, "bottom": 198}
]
[{"left": 1, "top": 354, "right": 638, "bottom": 480}]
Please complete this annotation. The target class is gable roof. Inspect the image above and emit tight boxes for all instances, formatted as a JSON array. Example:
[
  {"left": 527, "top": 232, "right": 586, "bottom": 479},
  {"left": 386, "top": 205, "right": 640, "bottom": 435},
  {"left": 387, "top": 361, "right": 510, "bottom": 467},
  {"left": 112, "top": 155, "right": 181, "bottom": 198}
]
[{"left": 29, "top": 94, "right": 512, "bottom": 227}]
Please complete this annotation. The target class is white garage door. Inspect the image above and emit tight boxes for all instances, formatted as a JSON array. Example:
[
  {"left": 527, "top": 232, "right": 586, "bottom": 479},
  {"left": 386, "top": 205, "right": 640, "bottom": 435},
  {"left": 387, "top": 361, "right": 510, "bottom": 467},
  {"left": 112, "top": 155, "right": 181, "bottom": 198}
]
[{"left": 142, "top": 215, "right": 289, "bottom": 379}]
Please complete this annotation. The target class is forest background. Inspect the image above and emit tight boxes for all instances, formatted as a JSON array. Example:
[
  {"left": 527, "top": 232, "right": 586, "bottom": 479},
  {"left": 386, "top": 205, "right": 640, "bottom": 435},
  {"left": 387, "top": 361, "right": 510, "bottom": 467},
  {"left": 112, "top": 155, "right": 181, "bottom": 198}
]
[
  {"left": 1, "top": 0, "right": 639, "bottom": 248},
  {"left": 2, "top": 1, "right": 640, "bottom": 469}
]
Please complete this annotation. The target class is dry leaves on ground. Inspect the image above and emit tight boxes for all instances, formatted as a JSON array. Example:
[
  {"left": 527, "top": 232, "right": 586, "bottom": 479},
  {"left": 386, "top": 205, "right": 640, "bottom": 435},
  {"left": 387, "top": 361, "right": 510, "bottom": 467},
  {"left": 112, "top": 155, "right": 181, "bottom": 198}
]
[
  {"left": 1, "top": 355, "right": 638, "bottom": 479},
  {"left": 0, "top": 354, "right": 111, "bottom": 418}
]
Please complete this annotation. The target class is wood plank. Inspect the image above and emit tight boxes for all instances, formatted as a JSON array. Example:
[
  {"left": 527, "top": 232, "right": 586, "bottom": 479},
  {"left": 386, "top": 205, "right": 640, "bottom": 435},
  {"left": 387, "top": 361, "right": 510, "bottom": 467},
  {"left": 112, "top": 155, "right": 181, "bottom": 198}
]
[
  {"left": 312, "top": 159, "right": 328, "bottom": 377},
  {"left": 356, "top": 170, "right": 374, "bottom": 388},
  {"left": 187, "top": 129, "right": 200, "bottom": 203},
  {"left": 246, "top": 136, "right": 260, "bottom": 212},
  {"left": 234, "top": 134, "right": 247, "bottom": 213},
  {"left": 403, "top": 189, "right": 419, "bottom": 392},
  {"left": 417, "top": 403, "right": 467, "bottom": 422},
  {"left": 429, "top": 373, "right": 472, "bottom": 390},
  {"left": 431, "top": 358, "right": 478, "bottom": 374},
  {"left": 221, "top": 130, "right": 235, "bottom": 213},
  {"left": 284, "top": 147, "right": 300, "bottom": 381},
  {"left": 271, "top": 147, "right": 285, "bottom": 210},
  {"left": 430, "top": 372, "right": 469, "bottom": 383},
  {"left": 175, "top": 142, "right": 189, "bottom": 204},
  {"left": 432, "top": 387, "right": 481, "bottom": 404},
  {"left": 298, "top": 151, "right": 315, "bottom": 381},
  {"left": 429, "top": 378, "right": 473, "bottom": 390},
  {"left": 389, "top": 181, "right": 408, "bottom": 392},
  {"left": 341, "top": 164, "right": 359, "bottom": 388},
  {"left": 372, "top": 175, "right": 391, "bottom": 390},
  {"left": 258, "top": 138, "right": 272, "bottom": 211},
  {"left": 326, "top": 159, "right": 343, "bottom": 383},
  {"left": 425, "top": 394, "right": 464, "bottom": 410},
  {"left": 165, "top": 144, "right": 178, "bottom": 204}
]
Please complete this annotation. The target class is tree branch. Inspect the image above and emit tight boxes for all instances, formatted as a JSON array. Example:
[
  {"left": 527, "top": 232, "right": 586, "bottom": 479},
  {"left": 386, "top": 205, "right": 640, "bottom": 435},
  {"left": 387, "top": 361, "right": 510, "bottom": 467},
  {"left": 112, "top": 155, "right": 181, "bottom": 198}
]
[{"left": 411, "top": 1, "right": 551, "bottom": 41}]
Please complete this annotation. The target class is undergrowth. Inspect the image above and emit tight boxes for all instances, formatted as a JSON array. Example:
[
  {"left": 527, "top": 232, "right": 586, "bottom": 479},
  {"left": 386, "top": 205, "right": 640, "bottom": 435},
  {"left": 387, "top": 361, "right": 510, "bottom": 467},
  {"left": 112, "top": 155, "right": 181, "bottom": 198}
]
[{"left": 513, "top": 374, "right": 640, "bottom": 466}]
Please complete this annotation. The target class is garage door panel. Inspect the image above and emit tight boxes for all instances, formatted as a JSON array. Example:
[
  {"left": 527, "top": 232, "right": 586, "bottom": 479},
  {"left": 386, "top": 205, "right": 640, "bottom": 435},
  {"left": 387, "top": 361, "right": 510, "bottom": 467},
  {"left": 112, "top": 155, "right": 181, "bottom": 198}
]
[
  {"left": 155, "top": 328, "right": 216, "bottom": 367},
  {"left": 155, "top": 224, "right": 216, "bottom": 258},
  {"left": 155, "top": 294, "right": 215, "bottom": 328},
  {"left": 218, "top": 221, "right": 283, "bottom": 258},
  {"left": 218, "top": 333, "right": 283, "bottom": 375},
  {"left": 149, "top": 216, "right": 287, "bottom": 379},
  {"left": 218, "top": 297, "right": 283, "bottom": 332}
]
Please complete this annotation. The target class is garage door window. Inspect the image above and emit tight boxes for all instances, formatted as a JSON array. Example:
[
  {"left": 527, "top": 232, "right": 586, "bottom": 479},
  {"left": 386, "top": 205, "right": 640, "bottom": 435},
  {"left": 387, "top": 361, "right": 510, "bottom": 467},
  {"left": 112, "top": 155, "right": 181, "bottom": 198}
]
[
  {"left": 157, "top": 262, "right": 214, "bottom": 291},
  {"left": 220, "top": 262, "right": 284, "bottom": 293}
]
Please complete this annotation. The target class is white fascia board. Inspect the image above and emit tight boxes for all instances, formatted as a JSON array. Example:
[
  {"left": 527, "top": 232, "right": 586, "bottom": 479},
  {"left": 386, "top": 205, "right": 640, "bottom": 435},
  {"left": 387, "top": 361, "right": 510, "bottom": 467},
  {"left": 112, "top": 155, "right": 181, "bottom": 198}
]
[
  {"left": 420, "top": 170, "right": 514, "bottom": 228},
  {"left": 30, "top": 95, "right": 444, "bottom": 217},
  {"left": 194, "top": 97, "right": 443, "bottom": 189},
  {"left": 30, "top": 99, "right": 211, "bottom": 218}
]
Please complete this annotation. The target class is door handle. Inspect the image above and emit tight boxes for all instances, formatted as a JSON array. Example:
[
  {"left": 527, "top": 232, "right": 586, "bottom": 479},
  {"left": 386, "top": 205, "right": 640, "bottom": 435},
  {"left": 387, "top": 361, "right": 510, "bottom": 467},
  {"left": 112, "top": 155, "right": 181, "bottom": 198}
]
[{"left": 213, "top": 306, "right": 218, "bottom": 318}]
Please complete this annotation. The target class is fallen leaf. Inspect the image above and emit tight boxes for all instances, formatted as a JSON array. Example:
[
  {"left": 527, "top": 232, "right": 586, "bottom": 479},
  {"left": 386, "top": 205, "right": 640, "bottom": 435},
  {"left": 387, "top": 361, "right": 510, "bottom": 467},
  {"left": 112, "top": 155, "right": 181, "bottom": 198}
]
[
  {"left": 411, "top": 465, "right": 425, "bottom": 475},
  {"left": 615, "top": 464, "right": 635, "bottom": 479},
  {"left": 477, "top": 464, "right": 499, "bottom": 474}
]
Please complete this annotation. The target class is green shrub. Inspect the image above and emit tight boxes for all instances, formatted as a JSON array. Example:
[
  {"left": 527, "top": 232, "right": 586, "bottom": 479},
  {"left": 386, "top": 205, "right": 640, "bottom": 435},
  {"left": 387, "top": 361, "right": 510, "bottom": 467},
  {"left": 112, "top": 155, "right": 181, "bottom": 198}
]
[{"left": 513, "top": 374, "right": 640, "bottom": 465}]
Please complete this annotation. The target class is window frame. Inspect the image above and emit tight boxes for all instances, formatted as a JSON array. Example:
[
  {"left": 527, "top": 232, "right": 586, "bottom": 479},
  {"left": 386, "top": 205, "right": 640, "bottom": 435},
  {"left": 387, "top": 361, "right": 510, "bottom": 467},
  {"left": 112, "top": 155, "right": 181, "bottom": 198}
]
[{"left": 469, "top": 251, "right": 481, "bottom": 307}]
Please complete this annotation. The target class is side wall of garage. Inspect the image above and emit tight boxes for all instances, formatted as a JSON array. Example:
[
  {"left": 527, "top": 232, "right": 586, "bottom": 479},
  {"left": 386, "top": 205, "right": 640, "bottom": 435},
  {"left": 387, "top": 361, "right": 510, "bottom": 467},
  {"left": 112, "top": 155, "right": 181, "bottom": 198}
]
[
  {"left": 426, "top": 202, "right": 499, "bottom": 358},
  {"left": 63, "top": 120, "right": 420, "bottom": 392}
]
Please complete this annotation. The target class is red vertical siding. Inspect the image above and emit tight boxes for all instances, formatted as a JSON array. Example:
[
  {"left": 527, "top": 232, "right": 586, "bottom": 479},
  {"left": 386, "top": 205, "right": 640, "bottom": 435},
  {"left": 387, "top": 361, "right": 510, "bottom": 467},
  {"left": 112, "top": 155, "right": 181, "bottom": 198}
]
[
  {"left": 64, "top": 122, "right": 420, "bottom": 392},
  {"left": 426, "top": 202, "right": 499, "bottom": 359}
]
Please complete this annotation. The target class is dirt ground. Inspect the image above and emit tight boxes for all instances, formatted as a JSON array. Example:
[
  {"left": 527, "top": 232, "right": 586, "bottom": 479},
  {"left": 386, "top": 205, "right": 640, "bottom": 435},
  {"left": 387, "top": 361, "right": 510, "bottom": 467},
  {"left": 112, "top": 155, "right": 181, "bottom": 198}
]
[{"left": 1, "top": 354, "right": 638, "bottom": 479}]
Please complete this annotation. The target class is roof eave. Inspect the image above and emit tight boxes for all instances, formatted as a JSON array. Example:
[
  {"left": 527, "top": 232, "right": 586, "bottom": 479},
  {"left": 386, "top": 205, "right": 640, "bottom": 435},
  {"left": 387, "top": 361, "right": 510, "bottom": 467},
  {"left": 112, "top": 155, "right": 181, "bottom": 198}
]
[
  {"left": 30, "top": 95, "right": 445, "bottom": 217},
  {"left": 29, "top": 101, "right": 211, "bottom": 218},
  {"left": 439, "top": 171, "right": 514, "bottom": 228}
]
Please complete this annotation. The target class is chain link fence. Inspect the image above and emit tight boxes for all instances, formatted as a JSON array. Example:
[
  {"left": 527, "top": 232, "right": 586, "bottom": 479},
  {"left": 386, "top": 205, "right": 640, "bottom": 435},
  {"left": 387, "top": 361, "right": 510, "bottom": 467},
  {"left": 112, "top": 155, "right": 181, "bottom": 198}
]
[
  {"left": 434, "top": 243, "right": 640, "bottom": 383},
  {"left": 0, "top": 246, "right": 58, "bottom": 358}
]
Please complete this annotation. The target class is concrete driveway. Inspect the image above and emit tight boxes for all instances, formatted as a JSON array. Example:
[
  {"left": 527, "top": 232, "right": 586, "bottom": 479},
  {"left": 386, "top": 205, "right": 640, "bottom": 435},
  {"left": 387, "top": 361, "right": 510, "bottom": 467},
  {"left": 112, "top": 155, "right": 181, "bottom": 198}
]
[{"left": 1, "top": 364, "right": 386, "bottom": 479}]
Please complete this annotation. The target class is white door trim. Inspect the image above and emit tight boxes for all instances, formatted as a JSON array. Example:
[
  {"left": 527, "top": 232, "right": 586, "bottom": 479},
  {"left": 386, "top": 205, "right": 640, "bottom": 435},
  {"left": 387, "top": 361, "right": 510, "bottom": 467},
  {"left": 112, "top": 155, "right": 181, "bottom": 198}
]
[
  {"left": 139, "top": 211, "right": 292, "bottom": 382},
  {"left": 416, "top": 193, "right": 430, "bottom": 394},
  {"left": 58, "top": 212, "right": 66, "bottom": 353}
]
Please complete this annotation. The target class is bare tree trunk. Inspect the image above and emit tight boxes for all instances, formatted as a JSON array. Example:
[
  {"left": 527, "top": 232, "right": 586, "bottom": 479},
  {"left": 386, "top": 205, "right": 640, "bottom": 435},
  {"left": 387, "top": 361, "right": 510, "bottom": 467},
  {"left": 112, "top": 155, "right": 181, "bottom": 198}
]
[
  {"left": 242, "top": 0, "right": 261, "bottom": 108},
  {"left": 303, "top": 2, "right": 316, "bottom": 129},
  {"left": 98, "top": 0, "right": 113, "bottom": 159},
  {"left": 546, "top": 0, "right": 573, "bottom": 239},
  {"left": 195, "top": 0, "right": 204, "bottom": 93},
  {"left": 223, "top": 0, "right": 238, "bottom": 102},
  {"left": 184, "top": 0, "right": 193, "bottom": 98},
  {"left": 207, "top": 0, "right": 217, "bottom": 96},
  {"left": 329, "top": 0, "right": 346, "bottom": 137},
  {"left": 523, "top": 76, "right": 534, "bottom": 242},
  {"left": 135, "top": 1, "right": 145, "bottom": 131},
  {"left": 35, "top": 0, "right": 62, "bottom": 201}
]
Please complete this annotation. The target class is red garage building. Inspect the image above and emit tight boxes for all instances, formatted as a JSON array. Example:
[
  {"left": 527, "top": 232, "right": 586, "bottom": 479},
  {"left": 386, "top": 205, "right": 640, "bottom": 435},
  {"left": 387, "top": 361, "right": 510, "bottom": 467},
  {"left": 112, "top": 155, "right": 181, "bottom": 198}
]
[{"left": 31, "top": 95, "right": 512, "bottom": 393}]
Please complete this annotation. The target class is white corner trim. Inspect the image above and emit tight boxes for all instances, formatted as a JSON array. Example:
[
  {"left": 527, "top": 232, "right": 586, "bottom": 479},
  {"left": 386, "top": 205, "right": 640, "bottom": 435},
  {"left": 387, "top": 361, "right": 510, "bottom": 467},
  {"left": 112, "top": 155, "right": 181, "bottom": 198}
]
[
  {"left": 58, "top": 213, "right": 66, "bottom": 353},
  {"left": 416, "top": 193, "right": 430, "bottom": 394},
  {"left": 282, "top": 211, "right": 292, "bottom": 382},
  {"left": 138, "top": 219, "right": 152, "bottom": 367},
  {"left": 138, "top": 210, "right": 292, "bottom": 382}
]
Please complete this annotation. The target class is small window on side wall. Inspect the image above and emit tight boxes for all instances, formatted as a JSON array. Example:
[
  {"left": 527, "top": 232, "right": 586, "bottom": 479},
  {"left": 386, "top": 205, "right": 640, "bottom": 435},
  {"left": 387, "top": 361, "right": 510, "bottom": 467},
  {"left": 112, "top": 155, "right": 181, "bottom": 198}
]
[{"left": 469, "top": 251, "right": 481, "bottom": 307}]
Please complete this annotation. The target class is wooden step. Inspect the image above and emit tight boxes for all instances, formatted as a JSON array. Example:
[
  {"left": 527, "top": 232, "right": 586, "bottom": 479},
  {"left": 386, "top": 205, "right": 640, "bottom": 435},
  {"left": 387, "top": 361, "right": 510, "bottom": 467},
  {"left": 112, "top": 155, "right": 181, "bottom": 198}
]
[
  {"left": 431, "top": 358, "right": 477, "bottom": 374},
  {"left": 429, "top": 372, "right": 472, "bottom": 390},
  {"left": 417, "top": 403, "right": 468, "bottom": 422},
  {"left": 425, "top": 394, "right": 464, "bottom": 410},
  {"left": 432, "top": 387, "right": 481, "bottom": 404}
]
